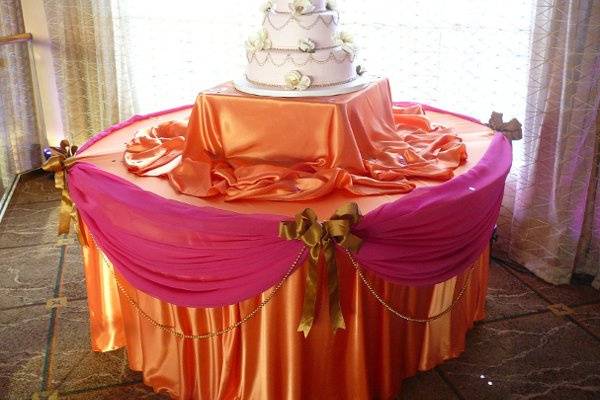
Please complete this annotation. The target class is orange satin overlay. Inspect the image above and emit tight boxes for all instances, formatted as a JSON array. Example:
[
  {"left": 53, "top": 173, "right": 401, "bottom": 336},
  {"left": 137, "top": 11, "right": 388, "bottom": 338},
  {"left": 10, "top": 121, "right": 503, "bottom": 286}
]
[
  {"left": 78, "top": 220, "right": 489, "bottom": 400},
  {"left": 79, "top": 96, "right": 495, "bottom": 220},
  {"left": 124, "top": 79, "right": 468, "bottom": 201}
]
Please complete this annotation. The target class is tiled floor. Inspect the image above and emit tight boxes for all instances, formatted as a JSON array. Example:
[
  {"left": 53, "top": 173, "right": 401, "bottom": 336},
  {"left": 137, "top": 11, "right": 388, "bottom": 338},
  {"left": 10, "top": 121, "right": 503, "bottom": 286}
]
[{"left": 1, "top": 171, "right": 599, "bottom": 400}]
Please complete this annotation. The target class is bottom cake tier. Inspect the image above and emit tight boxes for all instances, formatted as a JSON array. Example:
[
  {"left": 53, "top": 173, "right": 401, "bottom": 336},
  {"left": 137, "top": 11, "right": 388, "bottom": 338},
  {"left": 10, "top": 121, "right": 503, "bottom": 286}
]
[{"left": 245, "top": 47, "right": 359, "bottom": 89}]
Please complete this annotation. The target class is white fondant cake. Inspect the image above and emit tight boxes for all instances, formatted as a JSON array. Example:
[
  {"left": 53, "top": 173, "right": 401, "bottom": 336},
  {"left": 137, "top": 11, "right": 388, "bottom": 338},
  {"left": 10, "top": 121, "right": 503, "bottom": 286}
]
[{"left": 243, "top": 0, "right": 362, "bottom": 91}]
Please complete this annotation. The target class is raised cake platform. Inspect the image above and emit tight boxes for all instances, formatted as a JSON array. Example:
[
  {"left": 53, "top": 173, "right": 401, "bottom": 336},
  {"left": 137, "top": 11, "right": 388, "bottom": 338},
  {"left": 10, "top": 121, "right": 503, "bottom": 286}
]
[{"left": 122, "top": 78, "right": 468, "bottom": 202}]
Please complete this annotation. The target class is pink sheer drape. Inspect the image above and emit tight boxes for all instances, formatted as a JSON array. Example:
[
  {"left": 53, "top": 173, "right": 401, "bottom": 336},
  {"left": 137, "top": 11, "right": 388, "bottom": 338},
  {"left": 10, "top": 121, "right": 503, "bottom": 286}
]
[{"left": 69, "top": 128, "right": 511, "bottom": 307}]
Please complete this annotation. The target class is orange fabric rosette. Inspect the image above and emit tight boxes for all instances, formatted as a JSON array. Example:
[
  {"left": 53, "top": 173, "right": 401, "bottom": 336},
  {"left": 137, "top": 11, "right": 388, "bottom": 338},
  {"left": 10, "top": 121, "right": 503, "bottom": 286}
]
[{"left": 124, "top": 120, "right": 187, "bottom": 177}]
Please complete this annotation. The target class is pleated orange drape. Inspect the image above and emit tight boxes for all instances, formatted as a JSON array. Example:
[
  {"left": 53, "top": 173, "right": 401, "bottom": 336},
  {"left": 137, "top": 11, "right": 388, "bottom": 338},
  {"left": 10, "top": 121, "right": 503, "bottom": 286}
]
[{"left": 78, "top": 219, "right": 489, "bottom": 400}]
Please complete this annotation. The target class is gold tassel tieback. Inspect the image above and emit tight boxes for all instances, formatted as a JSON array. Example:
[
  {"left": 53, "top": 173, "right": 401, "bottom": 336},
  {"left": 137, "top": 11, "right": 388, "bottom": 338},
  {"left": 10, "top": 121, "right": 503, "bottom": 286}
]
[
  {"left": 42, "top": 140, "right": 79, "bottom": 235},
  {"left": 279, "top": 202, "right": 363, "bottom": 337}
]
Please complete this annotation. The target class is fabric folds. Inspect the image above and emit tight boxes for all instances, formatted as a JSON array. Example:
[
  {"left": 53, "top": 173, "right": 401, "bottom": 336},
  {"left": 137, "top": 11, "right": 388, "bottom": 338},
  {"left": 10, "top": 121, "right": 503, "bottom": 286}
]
[
  {"left": 67, "top": 80, "right": 512, "bottom": 308},
  {"left": 80, "top": 227, "right": 490, "bottom": 400},
  {"left": 124, "top": 80, "right": 468, "bottom": 201},
  {"left": 65, "top": 81, "right": 512, "bottom": 399},
  {"left": 68, "top": 131, "right": 510, "bottom": 308}
]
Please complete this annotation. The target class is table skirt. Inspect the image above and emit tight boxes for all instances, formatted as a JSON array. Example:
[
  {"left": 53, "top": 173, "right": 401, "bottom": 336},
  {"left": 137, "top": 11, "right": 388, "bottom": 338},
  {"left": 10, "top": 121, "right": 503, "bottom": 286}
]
[{"left": 78, "top": 220, "right": 489, "bottom": 400}]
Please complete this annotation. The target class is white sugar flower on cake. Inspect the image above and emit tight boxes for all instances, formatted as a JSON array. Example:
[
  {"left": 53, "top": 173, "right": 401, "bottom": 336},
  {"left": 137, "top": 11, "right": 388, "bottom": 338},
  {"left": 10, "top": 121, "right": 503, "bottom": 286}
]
[
  {"left": 333, "top": 31, "right": 356, "bottom": 56},
  {"left": 261, "top": 0, "right": 274, "bottom": 13},
  {"left": 326, "top": 0, "right": 338, "bottom": 11},
  {"left": 285, "top": 70, "right": 312, "bottom": 91},
  {"left": 290, "top": 0, "right": 316, "bottom": 15},
  {"left": 246, "top": 29, "right": 272, "bottom": 54},
  {"left": 298, "top": 38, "right": 316, "bottom": 53}
]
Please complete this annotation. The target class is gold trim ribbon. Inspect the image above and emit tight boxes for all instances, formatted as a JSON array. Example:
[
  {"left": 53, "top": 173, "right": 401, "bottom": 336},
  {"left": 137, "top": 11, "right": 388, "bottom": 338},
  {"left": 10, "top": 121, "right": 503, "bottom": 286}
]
[
  {"left": 279, "top": 202, "right": 362, "bottom": 337},
  {"left": 42, "top": 140, "right": 79, "bottom": 235}
]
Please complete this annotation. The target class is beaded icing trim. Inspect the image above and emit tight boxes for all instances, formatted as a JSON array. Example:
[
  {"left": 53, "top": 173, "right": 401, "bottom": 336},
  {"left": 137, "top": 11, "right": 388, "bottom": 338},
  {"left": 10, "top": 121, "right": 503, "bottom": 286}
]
[
  {"left": 263, "top": 11, "right": 339, "bottom": 31},
  {"left": 271, "top": 9, "right": 328, "bottom": 16},
  {"left": 245, "top": 74, "right": 359, "bottom": 89},
  {"left": 247, "top": 49, "right": 355, "bottom": 67},
  {"left": 269, "top": 44, "right": 338, "bottom": 52}
]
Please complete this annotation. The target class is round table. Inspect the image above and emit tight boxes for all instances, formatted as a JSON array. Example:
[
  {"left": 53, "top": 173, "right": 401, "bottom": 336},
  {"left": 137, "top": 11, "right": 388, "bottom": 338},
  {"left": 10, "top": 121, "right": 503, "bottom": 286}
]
[{"left": 64, "top": 81, "right": 511, "bottom": 400}]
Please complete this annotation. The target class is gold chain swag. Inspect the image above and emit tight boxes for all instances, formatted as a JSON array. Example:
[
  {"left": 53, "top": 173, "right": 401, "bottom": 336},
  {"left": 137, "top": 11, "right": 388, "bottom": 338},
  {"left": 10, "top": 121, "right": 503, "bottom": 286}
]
[
  {"left": 91, "top": 204, "right": 474, "bottom": 340},
  {"left": 106, "top": 248, "right": 474, "bottom": 339},
  {"left": 105, "top": 248, "right": 306, "bottom": 340},
  {"left": 346, "top": 249, "right": 474, "bottom": 322}
]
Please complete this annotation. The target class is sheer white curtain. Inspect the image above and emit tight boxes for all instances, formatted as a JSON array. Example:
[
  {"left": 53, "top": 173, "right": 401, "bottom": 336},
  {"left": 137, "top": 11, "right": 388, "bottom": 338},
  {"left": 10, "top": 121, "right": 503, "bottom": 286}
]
[
  {"left": 495, "top": 0, "right": 600, "bottom": 288},
  {"left": 44, "top": 0, "right": 133, "bottom": 146},
  {"left": 111, "top": 0, "right": 535, "bottom": 122},
  {"left": 0, "top": 0, "right": 45, "bottom": 191}
]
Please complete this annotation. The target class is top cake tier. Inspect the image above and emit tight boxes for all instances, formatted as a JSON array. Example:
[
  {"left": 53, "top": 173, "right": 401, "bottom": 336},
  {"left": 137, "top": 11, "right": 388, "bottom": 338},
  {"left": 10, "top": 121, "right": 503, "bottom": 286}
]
[
  {"left": 273, "top": 0, "right": 326, "bottom": 13},
  {"left": 263, "top": 10, "right": 339, "bottom": 49}
]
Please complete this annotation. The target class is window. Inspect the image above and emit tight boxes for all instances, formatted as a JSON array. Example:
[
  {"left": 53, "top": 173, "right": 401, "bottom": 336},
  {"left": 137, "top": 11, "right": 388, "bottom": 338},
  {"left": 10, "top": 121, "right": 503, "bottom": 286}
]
[{"left": 112, "top": 0, "right": 535, "bottom": 122}]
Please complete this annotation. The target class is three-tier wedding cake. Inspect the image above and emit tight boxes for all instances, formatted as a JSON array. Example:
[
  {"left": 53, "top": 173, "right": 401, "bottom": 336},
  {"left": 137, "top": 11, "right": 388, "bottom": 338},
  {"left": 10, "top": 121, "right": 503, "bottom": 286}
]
[{"left": 235, "top": 0, "right": 370, "bottom": 97}]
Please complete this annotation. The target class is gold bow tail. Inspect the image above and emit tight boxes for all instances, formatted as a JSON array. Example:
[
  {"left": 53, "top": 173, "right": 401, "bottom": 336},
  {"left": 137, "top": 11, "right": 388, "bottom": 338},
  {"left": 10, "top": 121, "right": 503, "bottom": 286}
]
[
  {"left": 279, "top": 203, "right": 363, "bottom": 337},
  {"left": 42, "top": 140, "right": 79, "bottom": 236}
]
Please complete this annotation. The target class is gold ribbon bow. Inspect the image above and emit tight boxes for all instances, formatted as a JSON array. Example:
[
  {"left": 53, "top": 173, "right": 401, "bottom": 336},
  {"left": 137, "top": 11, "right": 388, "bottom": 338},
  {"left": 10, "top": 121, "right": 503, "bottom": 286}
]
[
  {"left": 487, "top": 111, "right": 523, "bottom": 141},
  {"left": 279, "top": 202, "right": 363, "bottom": 337},
  {"left": 42, "top": 140, "right": 79, "bottom": 235}
]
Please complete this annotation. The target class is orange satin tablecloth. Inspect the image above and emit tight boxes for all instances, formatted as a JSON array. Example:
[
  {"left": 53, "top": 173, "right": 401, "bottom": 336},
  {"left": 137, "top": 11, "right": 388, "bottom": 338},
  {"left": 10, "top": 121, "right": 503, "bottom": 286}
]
[
  {"left": 78, "top": 220, "right": 488, "bottom": 400},
  {"left": 73, "top": 82, "right": 498, "bottom": 400}
]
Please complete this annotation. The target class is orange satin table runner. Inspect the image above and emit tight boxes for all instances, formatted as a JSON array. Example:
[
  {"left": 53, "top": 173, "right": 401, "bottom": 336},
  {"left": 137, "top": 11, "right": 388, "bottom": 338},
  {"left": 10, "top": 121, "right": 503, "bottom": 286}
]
[{"left": 78, "top": 219, "right": 489, "bottom": 400}]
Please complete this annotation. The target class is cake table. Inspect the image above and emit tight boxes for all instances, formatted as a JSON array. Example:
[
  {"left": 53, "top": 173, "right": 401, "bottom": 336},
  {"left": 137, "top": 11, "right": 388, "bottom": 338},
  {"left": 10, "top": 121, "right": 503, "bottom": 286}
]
[{"left": 53, "top": 79, "right": 512, "bottom": 400}]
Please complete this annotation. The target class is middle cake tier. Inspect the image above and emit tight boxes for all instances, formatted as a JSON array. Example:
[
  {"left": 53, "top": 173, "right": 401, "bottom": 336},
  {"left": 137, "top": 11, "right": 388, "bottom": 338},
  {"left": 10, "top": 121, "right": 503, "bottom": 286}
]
[{"left": 246, "top": 47, "right": 358, "bottom": 88}]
